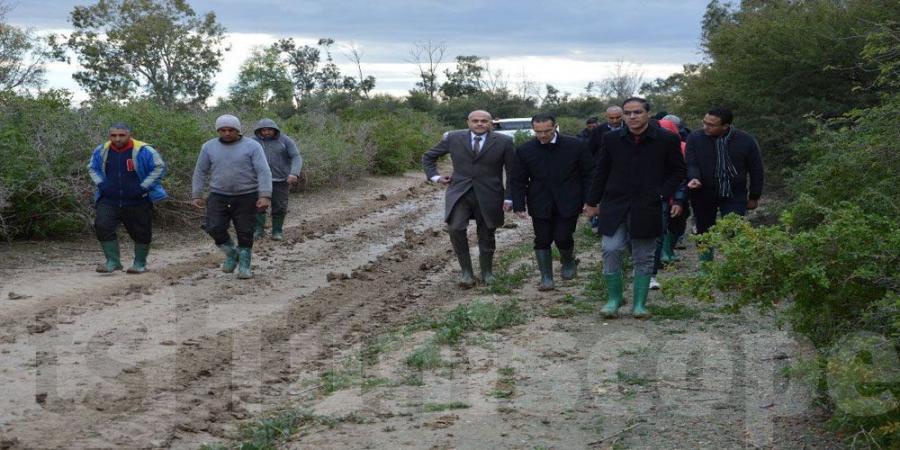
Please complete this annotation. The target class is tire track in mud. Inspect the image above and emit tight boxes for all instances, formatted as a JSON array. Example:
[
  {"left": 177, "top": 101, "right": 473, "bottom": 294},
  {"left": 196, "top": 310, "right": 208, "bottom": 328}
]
[{"left": 1, "top": 177, "right": 513, "bottom": 449}]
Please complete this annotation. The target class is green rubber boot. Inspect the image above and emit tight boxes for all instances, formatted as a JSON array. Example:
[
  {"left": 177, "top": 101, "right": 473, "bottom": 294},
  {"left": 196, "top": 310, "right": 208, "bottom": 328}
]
[
  {"left": 600, "top": 273, "right": 624, "bottom": 318},
  {"left": 660, "top": 233, "right": 677, "bottom": 264},
  {"left": 535, "top": 249, "right": 555, "bottom": 291},
  {"left": 96, "top": 240, "right": 123, "bottom": 273},
  {"left": 450, "top": 231, "right": 476, "bottom": 289},
  {"left": 632, "top": 274, "right": 652, "bottom": 319},
  {"left": 271, "top": 214, "right": 286, "bottom": 241},
  {"left": 479, "top": 251, "right": 495, "bottom": 285},
  {"left": 219, "top": 240, "right": 238, "bottom": 273},
  {"left": 237, "top": 247, "right": 253, "bottom": 279},
  {"left": 559, "top": 247, "right": 578, "bottom": 280},
  {"left": 127, "top": 243, "right": 150, "bottom": 274},
  {"left": 253, "top": 213, "right": 267, "bottom": 240}
]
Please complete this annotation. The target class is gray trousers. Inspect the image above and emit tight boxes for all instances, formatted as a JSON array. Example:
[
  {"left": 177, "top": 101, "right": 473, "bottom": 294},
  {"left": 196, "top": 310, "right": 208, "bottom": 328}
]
[
  {"left": 447, "top": 189, "right": 495, "bottom": 255},
  {"left": 601, "top": 220, "right": 658, "bottom": 276}
]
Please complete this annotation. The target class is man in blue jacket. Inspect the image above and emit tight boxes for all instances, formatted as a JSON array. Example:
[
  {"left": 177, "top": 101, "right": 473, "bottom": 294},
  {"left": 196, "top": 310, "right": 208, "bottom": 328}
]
[
  {"left": 88, "top": 123, "right": 167, "bottom": 274},
  {"left": 685, "top": 107, "right": 764, "bottom": 264}
]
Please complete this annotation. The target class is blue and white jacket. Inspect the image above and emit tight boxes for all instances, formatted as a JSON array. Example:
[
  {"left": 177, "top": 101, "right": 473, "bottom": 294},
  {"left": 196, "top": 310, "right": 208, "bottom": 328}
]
[{"left": 88, "top": 139, "right": 168, "bottom": 204}]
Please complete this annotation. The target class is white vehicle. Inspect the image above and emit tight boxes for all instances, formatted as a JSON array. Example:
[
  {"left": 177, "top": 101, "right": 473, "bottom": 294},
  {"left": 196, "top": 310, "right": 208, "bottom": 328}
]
[{"left": 491, "top": 118, "right": 534, "bottom": 137}]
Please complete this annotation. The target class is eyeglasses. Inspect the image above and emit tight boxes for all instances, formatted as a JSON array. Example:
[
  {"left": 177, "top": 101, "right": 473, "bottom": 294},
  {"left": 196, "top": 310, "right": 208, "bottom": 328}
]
[{"left": 623, "top": 110, "right": 645, "bottom": 117}]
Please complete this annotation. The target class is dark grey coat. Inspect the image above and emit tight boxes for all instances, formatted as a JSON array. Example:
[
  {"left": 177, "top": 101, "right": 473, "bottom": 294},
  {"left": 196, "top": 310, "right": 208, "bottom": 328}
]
[{"left": 422, "top": 130, "right": 517, "bottom": 229}]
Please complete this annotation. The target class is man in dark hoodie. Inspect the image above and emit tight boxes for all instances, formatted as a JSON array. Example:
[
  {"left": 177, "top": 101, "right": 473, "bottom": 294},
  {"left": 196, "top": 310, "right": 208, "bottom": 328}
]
[
  {"left": 251, "top": 118, "right": 302, "bottom": 241},
  {"left": 88, "top": 122, "right": 168, "bottom": 274}
]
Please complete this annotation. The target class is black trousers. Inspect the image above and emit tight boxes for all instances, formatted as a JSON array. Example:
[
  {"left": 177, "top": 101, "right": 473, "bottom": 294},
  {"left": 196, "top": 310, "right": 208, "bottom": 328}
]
[
  {"left": 447, "top": 189, "right": 496, "bottom": 254},
  {"left": 692, "top": 197, "right": 747, "bottom": 235},
  {"left": 94, "top": 201, "right": 153, "bottom": 244},
  {"left": 258, "top": 181, "right": 290, "bottom": 217},
  {"left": 531, "top": 210, "right": 578, "bottom": 250},
  {"left": 204, "top": 192, "right": 258, "bottom": 248}
]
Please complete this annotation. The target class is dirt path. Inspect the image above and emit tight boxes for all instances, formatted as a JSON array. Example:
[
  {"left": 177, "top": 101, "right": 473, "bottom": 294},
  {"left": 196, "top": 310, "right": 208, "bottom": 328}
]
[{"left": 0, "top": 172, "right": 839, "bottom": 449}]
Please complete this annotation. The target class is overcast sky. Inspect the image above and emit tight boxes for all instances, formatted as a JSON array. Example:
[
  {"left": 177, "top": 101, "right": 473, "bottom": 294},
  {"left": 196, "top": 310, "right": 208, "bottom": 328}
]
[{"left": 8, "top": 0, "right": 712, "bottom": 101}]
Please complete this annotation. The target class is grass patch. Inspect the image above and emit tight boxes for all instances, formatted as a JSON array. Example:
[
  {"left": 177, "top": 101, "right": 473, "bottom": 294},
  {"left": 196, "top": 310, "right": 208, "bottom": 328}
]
[
  {"left": 423, "top": 401, "right": 471, "bottom": 412},
  {"left": 411, "top": 300, "right": 528, "bottom": 346},
  {"left": 582, "top": 265, "right": 609, "bottom": 302},
  {"left": 616, "top": 370, "right": 651, "bottom": 387},
  {"left": 199, "top": 408, "right": 318, "bottom": 450},
  {"left": 405, "top": 343, "right": 448, "bottom": 370},
  {"left": 482, "top": 241, "right": 535, "bottom": 295},
  {"left": 649, "top": 302, "right": 702, "bottom": 321},
  {"left": 491, "top": 366, "right": 517, "bottom": 399}
]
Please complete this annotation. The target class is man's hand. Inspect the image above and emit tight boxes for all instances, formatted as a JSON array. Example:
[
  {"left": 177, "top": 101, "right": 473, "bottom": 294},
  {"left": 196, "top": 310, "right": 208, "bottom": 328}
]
[
  {"left": 670, "top": 204, "right": 683, "bottom": 218},
  {"left": 583, "top": 203, "right": 599, "bottom": 217},
  {"left": 687, "top": 178, "right": 702, "bottom": 189},
  {"left": 256, "top": 197, "right": 271, "bottom": 209},
  {"left": 192, "top": 198, "right": 205, "bottom": 209},
  {"left": 287, "top": 174, "right": 299, "bottom": 185},
  {"left": 747, "top": 199, "right": 759, "bottom": 210},
  {"left": 438, "top": 175, "right": 451, "bottom": 185}
]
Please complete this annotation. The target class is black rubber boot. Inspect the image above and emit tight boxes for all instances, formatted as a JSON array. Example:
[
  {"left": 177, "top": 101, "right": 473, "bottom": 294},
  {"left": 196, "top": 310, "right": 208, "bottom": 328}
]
[
  {"left": 450, "top": 230, "right": 475, "bottom": 288},
  {"left": 535, "top": 249, "right": 555, "bottom": 291},
  {"left": 559, "top": 247, "right": 578, "bottom": 280},
  {"left": 479, "top": 251, "right": 495, "bottom": 285}
]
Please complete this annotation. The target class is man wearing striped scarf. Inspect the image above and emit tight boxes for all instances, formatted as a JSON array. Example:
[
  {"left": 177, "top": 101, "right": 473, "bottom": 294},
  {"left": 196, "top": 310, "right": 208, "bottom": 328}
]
[{"left": 685, "top": 107, "right": 764, "bottom": 264}]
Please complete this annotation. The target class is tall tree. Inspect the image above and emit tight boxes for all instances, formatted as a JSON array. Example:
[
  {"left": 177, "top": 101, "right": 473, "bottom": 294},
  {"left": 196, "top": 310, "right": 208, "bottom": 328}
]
[
  {"left": 52, "top": 0, "right": 226, "bottom": 108},
  {"left": 276, "top": 38, "right": 319, "bottom": 103},
  {"left": 439, "top": 55, "right": 486, "bottom": 100},
  {"left": 0, "top": 2, "right": 46, "bottom": 92},
  {"left": 228, "top": 45, "right": 293, "bottom": 107},
  {"left": 407, "top": 40, "right": 446, "bottom": 99}
]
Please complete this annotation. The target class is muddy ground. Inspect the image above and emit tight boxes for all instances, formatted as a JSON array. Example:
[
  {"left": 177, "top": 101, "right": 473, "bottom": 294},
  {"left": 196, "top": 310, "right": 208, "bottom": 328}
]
[{"left": 0, "top": 172, "right": 840, "bottom": 449}]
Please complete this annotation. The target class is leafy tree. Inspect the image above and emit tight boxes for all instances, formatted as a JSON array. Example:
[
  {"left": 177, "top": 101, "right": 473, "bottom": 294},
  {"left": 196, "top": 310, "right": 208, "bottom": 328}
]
[
  {"left": 228, "top": 46, "right": 293, "bottom": 108},
  {"left": 680, "top": 0, "right": 894, "bottom": 166},
  {"left": 440, "top": 55, "right": 486, "bottom": 100},
  {"left": 0, "top": 2, "right": 46, "bottom": 92},
  {"left": 53, "top": 0, "right": 225, "bottom": 108},
  {"left": 277, "top": 38, "right": 320, "bottom": 103}
]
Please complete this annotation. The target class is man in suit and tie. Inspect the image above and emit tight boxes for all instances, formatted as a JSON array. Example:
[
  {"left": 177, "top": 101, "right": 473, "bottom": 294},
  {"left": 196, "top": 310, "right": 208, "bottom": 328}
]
[{"left": 422, "top": 110, "right": 518, "bottom": 288}]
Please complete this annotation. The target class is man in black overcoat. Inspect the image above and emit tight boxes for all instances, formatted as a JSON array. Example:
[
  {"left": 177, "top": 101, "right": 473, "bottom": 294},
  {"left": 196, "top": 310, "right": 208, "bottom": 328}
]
[
  {"left": 583, "top": 98, "right": 686, "bottom": 319},
  {"left": 510, "top": 113, "right": 595, "bottom": 291}
]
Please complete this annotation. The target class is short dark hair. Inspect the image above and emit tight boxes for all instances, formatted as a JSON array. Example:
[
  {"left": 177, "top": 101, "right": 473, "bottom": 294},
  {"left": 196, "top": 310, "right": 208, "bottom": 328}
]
[
  {"left": 531, "top": 112, "right": 556, "bottom": 125},
  {"left": 109, "top": 122, "right": 132, "bottom": 132},
  {"left": 585, "top": 116, "right": 599, "bottom": 125},
  {"left": 707, "top": 107, "right": 733, "bottom": 125},
  {"left": 622, "top": 97, "right": 651, "bottom": 112}
]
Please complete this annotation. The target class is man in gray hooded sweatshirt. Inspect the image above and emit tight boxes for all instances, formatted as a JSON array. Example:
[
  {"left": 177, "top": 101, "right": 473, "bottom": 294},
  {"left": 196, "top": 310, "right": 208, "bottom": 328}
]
[
  {"left": 251, "top": 118, "right": 302, "bottom": 240},
  {"left": 192, "top": 114, "right": 273, "bottom": 279}
]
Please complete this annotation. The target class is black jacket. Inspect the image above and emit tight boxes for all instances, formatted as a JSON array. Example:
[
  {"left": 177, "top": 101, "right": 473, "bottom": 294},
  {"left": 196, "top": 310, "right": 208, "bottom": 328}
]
[
  {"left": 587, "top": 123, "right": 625, "bottom": 158},
  {"left": 511, "top": 134, "right": 595, "bottom": 219},
  {"left": 587, "top": 126, "right": 686, "bottom": 238},
  {"left": 685, "top": 128, "right": 764, "bottom": 201}
]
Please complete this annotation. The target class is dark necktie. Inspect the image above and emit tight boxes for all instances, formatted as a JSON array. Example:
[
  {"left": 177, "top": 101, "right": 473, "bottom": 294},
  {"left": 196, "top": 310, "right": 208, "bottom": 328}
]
[{"left": 473, "top": 135, "right": 482, "bottom": 155}]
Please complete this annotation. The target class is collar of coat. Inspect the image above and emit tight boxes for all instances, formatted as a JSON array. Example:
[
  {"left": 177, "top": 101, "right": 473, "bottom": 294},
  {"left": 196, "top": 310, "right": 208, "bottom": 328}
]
[{"left": 614, "top": 123, "right": 663, "bottom": 143}]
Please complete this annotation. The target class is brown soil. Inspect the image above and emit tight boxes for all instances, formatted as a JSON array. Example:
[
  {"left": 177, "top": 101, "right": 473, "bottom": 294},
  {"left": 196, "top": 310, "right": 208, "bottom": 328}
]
[{"left": 0, "top": 172, "right": 840, "bottom": 449}]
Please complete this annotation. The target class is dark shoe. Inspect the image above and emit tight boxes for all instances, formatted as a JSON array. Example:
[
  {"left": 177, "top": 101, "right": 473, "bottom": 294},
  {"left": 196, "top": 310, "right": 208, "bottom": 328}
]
[
  {"left": 253, "top": 213, "right": 267, "bottom": 240},
  {"left": 535, "top": 249, "right": 554, "bottom": 291},
  {"left": 479, "top": 251, "right": 495, "bottom": 285},
  {"left": 237, "top": 247, "right": 253, "bottom": 279},
  {"left": 219, "top": 240, "right": 238, "bottom": 273},
  {"left": 96, "top": 240, "right": 123, "bottom": 273},
  {"left": 271, "top": 214, "right": 286, "bottom": 241},
  {"left": 127, "top": 243, "right": 150, "bottom": 274},
  {"left": 600, "top": 272, "right": 624, "bottom": 318},
  {"left": 632, "top": 274, "right": 652, "bottom": 319},
  {"left": 559, "top": 247, "right": 578, "bottom": 280}
]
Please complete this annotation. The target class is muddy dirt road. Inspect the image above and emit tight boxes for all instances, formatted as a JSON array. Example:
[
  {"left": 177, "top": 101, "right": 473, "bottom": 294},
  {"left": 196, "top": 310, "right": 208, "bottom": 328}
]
[{"left": 0, "top": 172, "right": 839, "bottom": 449}]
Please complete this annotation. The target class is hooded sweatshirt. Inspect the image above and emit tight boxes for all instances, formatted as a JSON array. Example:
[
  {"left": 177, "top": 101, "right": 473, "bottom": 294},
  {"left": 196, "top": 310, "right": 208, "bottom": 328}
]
[{"left": 251, "top": 119, "right": 302, "bottom": 182}]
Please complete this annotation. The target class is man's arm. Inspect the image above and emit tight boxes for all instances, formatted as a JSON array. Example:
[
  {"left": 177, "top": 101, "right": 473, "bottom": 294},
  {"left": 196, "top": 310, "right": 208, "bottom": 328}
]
[
  {"left": 285, "top": 136, "right": 303, "bottom": 177},
  {"left": 191, "top": 147, "right": 210, "bottom": 199},
  {"left": 747, "top": 137, "right": 764, "bottom": 201},
  {"left": 661, "top": 137, "right": 687, "bottom": 200},
  {"left": 422, "top": 134, "right": 451, "bottom": 181},
  {"left": 685, "top": 133, "right": 702, "bottom": 188},
  {"left": 586, "top": 134, "right": 612, "bottom": 207},
  {"left": 508, "top": 145, "right": 528, "bottom": 213},
  {"left": 87, "top": 147, "right": 105, "bottom": 186},
  {"left": 139, "top": 146, "right": 167, "bottom": 190},
  {"left": 252, "top": 144, "right": 273, "bottom": 198},
  {"left": 577, "top": 139, "right": 595, "bottom": 200}
]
